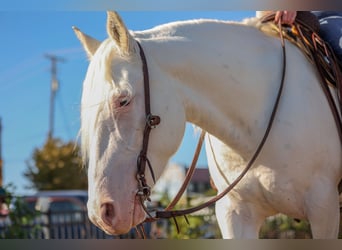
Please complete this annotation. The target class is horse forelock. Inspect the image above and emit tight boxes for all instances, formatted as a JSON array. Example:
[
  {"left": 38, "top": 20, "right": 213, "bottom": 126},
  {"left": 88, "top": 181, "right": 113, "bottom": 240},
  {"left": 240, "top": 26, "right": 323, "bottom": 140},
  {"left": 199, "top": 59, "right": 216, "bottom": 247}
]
[{"left": 80, "top": 38, "right": 133, "bottom": 163}]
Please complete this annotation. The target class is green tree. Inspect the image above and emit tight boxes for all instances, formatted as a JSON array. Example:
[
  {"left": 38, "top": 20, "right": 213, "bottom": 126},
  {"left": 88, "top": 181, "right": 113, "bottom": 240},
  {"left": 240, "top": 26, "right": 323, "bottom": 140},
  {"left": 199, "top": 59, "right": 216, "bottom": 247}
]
[{"left": 24, "top": 138, "right": 87, "bottom": 190}]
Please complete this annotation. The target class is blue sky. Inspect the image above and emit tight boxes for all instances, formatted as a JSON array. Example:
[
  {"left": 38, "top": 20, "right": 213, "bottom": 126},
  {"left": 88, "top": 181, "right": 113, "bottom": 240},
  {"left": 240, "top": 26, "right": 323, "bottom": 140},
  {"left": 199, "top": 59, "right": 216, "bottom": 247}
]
[{"left": 0, "top": 11, "right": 258, "bottom": 195}]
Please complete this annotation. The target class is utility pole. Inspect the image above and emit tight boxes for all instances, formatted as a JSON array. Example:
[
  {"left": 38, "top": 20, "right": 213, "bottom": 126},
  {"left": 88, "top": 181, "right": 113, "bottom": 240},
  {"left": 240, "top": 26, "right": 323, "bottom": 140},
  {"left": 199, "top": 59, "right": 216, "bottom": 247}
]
[
  {"left": 45, "top": 54, "right": 66, "bottom": 139},
  {"left": 0, "top": 117, "right": 3, "bottom": 187}
]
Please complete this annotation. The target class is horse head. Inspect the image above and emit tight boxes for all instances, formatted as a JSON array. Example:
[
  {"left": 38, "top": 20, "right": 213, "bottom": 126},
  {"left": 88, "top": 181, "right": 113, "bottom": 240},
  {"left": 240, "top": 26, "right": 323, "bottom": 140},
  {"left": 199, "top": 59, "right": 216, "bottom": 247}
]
[{"left": 74, "top": 11, "right": 186, "bottom": 234}]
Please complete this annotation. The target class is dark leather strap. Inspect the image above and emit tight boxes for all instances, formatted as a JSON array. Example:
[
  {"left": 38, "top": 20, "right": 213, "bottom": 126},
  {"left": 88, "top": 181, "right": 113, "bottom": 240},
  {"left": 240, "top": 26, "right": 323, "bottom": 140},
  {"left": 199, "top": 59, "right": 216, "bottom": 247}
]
[
  {"left": 155, "top": 20, "right": 287, "bottom": 220},
  {"left": 135, "top": 13, "right": 342, "bottom": 235},
  {"left": 164, "top": 130, "right": 206, "bottom": 211},
  {"left": 136, "top": 41, "right": 161, "bottom": 202}
]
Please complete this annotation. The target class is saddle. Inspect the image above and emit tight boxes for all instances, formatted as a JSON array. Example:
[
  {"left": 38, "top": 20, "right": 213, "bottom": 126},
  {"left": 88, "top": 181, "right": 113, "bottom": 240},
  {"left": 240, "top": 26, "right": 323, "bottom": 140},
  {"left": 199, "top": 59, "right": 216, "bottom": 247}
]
[{"left": 261, "top": 12, "right": 342, "bottom": 193}]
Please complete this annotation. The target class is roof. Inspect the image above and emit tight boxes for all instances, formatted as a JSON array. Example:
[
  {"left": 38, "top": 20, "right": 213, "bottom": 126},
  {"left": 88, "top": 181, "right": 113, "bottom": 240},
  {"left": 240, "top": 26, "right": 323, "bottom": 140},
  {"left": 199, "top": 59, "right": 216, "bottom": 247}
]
[{"left": 185, "top": 167, "right": 210, "bottom": 183}]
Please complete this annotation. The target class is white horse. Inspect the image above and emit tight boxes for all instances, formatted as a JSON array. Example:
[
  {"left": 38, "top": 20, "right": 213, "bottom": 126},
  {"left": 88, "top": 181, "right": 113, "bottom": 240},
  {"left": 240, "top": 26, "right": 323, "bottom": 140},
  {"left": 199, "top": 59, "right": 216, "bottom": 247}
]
[{"left": 74, "top": 11, "right": 342, "bottom": 238}]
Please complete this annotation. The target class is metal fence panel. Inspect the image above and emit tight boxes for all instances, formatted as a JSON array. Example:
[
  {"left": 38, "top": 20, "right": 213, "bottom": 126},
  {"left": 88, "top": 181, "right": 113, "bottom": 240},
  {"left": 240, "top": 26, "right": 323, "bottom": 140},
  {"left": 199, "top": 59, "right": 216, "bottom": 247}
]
[{"left": 0, "top": 210, "right": 138, "bottom": 239}]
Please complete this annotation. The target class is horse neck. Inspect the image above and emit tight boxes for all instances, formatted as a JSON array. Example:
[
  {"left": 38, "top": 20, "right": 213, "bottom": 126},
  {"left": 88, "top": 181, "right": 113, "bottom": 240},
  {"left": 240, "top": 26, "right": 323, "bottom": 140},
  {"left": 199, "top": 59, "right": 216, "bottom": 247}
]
[{"left": 141, "top": 23, "right": 282, "bottom": 157}]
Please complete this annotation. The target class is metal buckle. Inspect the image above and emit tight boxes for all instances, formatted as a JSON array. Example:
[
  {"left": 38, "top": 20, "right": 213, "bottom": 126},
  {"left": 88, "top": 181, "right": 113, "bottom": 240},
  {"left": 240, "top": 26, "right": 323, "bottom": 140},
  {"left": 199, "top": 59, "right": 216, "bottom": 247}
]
[
  {"left": 146, "top": 114, "right": 160, "bottom": 128},
  {"left": 137, "top": 186, "right": 151, "bottom": 202}
]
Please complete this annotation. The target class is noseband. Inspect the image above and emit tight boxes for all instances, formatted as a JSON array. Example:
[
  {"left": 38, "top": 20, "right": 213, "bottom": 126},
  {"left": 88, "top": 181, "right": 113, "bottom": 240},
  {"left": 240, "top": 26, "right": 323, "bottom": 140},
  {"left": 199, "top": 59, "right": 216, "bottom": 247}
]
[{"left": 135, "top": 41, "right": 160, "bottom": 204}]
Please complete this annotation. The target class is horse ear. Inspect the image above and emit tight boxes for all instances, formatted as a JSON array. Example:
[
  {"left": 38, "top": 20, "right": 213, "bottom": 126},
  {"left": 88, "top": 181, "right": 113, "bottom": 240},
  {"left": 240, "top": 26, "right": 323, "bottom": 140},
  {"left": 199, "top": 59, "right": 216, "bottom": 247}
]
[
  {"left": 106, "top": 11, "right": 135, "bottom": 55},
  {"left": 72, "top": 26, "right": 101, "bottom": 59}
]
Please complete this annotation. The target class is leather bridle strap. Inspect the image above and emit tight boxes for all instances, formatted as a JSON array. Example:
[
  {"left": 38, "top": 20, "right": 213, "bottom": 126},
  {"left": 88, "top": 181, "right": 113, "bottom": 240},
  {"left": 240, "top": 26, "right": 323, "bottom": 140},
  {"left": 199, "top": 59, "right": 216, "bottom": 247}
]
[
  {"left": 155, "top": 20, "right": 287, "bottom": 220},
  {"left": 136, "top": 41, "right": 161, "bottom": 203},
  {"left": 135, "top": 39, "right": 206, "bottom": 220},
  {"left": 135, "top": 20, "right": 286, "bottom": 227},
  {"left": 165, "top": 130, "right": 206, "bottom": 211}
]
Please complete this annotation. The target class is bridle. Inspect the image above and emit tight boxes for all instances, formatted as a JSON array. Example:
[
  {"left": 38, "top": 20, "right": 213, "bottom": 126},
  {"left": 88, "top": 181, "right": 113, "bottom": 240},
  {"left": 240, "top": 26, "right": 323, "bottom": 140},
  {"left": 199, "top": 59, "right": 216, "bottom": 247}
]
[
  {"left": 135, "top": 41, "right": 160, "bottom": 206},
  {"left": 134, "top": 19, "right": 287, "bottom": 237}
]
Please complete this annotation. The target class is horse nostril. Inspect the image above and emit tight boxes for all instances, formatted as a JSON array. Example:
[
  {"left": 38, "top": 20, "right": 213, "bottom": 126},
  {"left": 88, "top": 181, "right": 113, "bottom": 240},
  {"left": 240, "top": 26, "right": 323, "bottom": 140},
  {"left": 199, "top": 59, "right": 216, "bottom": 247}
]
[{"left": 100, "top": 202, "right": 115, "bottom": 226}]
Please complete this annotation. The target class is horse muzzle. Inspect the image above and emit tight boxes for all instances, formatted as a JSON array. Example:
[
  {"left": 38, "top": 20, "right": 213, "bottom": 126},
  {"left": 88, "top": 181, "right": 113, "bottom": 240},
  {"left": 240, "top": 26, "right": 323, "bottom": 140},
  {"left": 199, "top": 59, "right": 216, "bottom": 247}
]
[{"left": 88, "top": 197, "right": 146, "bottom": 235}]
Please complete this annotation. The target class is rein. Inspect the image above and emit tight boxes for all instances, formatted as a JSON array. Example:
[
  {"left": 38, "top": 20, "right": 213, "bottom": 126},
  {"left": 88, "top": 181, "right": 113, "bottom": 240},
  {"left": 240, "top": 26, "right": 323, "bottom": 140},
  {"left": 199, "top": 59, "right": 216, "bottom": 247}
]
[{"left": 134, "top": 20, "right": 287, "bottom": 237}]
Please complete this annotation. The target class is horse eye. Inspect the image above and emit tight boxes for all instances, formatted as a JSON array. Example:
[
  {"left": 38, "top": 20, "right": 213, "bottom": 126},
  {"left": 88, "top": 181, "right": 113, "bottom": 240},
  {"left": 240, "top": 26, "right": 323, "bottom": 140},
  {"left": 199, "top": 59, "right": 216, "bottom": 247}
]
[{"left": 119, "top": 98, "right": 130, "bottom": 107}]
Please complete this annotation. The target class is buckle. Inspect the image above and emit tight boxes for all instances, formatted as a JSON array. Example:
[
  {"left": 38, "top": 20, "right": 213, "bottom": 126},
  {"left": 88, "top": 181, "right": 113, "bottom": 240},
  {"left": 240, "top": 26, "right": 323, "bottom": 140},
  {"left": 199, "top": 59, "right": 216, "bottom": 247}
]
[{"left": 146, "top": 114, "right": 160, "bottom": 128}]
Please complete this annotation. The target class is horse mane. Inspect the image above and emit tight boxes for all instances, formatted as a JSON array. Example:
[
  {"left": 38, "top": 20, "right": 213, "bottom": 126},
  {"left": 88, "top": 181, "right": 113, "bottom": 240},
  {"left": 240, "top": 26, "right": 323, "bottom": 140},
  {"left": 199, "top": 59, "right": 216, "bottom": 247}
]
[{"left": 132, "top": 17, "right": 262, "bottom": 41}]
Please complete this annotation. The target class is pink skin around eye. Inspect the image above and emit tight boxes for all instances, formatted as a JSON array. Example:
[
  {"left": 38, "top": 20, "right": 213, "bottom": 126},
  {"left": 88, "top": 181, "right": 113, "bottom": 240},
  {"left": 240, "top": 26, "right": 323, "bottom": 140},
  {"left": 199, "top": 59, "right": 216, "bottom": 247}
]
[{"left": 113, "top": 96, "right": 131, "bottom": 110}]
